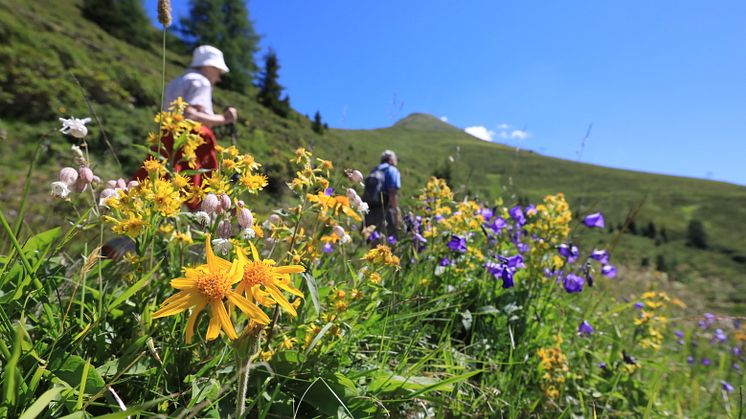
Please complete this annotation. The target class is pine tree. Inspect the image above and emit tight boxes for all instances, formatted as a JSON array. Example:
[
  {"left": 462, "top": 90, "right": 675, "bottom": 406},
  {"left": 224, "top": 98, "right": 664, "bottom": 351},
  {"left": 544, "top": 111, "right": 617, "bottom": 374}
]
[
  {"left": 257, "top": 49, "right": 290, "bottom": 117},
  {"left": 82, "top": 0, "right": 152, "bottom": 48},
  {"left": 180, "top": 0, "right": 260, "bottom": 92},
  {"left": 686, "top": 219, "right": 707, "bottom": 249},
  {"left": 312, "top": 111, "right": 324, "bottom": 134}
]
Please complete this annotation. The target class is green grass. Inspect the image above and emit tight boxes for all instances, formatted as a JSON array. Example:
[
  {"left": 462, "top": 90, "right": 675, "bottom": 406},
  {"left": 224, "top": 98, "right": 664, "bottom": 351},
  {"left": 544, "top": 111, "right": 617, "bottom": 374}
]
[{"left": 1, "top": 0, "right": 745, "bottom": 318}]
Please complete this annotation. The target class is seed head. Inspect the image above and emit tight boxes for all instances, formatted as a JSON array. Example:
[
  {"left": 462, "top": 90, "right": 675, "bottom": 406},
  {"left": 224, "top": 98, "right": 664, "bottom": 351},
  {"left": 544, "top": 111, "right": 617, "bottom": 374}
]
[{"left": 157, "top": 0, "right": 172, "bottom": 27}]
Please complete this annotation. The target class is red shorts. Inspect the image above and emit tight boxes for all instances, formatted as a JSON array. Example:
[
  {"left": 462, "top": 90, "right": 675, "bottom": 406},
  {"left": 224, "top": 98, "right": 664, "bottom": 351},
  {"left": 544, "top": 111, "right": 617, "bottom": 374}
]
[{"left": 133, "top": 125, "right": 217, "bottom": 210}]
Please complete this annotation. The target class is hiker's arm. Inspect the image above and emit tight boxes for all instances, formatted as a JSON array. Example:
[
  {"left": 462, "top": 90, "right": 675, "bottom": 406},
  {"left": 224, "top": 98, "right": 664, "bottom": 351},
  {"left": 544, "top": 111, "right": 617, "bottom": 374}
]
[
  {"left": 387, "top": 188, "right": 401, "bottom": 229},
  {"left": 184, "top": 106, "right": 237, "bottom": 127}
]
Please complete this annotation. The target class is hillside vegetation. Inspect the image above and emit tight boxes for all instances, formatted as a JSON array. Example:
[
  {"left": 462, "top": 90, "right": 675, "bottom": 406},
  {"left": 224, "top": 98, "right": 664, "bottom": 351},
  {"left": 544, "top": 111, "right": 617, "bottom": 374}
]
[{"left": 1, "top": 0, "right": 745, "bottom": 314}]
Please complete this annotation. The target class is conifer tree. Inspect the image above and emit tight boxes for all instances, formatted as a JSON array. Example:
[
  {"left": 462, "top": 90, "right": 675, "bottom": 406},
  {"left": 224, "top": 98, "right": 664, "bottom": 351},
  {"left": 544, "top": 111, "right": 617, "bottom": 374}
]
[
  {"left": 257, "top": 49, "right": 290, "bottom": 117},
  {"left": 312, "top": 111, "right": 324, "bottom": 134},
  {"left": 180, "top": 0, "right": 260, "bottom": 92}
]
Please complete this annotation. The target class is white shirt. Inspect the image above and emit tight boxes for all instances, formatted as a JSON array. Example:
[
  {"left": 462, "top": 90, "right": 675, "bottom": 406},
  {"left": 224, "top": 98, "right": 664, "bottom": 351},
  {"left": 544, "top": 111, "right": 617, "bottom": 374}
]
[{"left": 163, "top": 69, "right": 214, "bottom": 114}]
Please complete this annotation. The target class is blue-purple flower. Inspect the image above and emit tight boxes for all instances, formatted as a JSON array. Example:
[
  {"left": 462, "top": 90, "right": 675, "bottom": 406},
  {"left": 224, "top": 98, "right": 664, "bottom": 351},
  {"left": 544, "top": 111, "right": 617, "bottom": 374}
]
[
  {"left": 563, "top": 273, "right": 585, "bottom": 293},
  {"left": 578, "top": 320, "right": 594, "bottom": 335},
  {"left": 702, "top": 357, "right": 712, "bottom": 366},
  {"left": 590, "top": 249, "right": 609, "bottom": 264},
  {"left": 687, "top": 356, "right": 694, "bottom": 364},
  {"left": 447, "top": 235, "right": 468, "bottom": 253},
  {"left": 674, "top": 330, "right": 684, "bottom": 338},
  {"left": 558, "top": 244, "right": 579, "bottom": 263},
  {"left": 509, "top": 205, "right": 526, "bottom": 225},
  {"left": 322, "top": 243, "right": 334, "bottom": 253},
  {"left": 598, "top": 362, "right": 607, "bottom": 369},
  {"left": 720, "top": 380, "right": 734, "bottom": 393},
  {"left": 583, "top": 212, "right": 605, "bottom": 228},
  {"left": 486, "top": 216, "right": 507, "bottom": 234},
  {"left": 324, "top": 187, "right": 334, "bottom": 196},
  {"left": 634, "top": 301, "right": 644, "bottom": 310},
  {"left": 478, "top": 207, "right": 494, "bottom": 221},
  {"left": 387, "top": 235, "right": 398, "bottom": 245},
  {"left": 439, "top": 257, "right": 452, "bottom": 267},
  {"left": 601, "top": 265, "right": 617, "bottom": 278},
  {"left": 369, "top": 231, "right": 381, "bottom": 242}
]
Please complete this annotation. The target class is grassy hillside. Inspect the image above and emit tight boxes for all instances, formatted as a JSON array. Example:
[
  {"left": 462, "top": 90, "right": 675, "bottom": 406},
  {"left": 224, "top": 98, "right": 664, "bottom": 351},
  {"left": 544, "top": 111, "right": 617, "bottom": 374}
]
[{"left": 1, "top": 0, "right": 745, "bottom": 313}]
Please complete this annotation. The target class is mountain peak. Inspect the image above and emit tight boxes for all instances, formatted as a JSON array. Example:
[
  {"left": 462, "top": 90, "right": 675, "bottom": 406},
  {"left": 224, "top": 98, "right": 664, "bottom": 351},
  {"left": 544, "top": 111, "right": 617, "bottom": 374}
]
[{"left": 393, "top": 113, "right": 459, "bottom": 132}]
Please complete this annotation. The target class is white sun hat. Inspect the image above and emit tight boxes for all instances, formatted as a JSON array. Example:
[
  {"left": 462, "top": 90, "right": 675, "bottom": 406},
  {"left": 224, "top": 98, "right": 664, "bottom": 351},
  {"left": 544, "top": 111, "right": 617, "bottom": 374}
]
[{"left": 190, "top": 45, "right": 230, "bottom": 73}]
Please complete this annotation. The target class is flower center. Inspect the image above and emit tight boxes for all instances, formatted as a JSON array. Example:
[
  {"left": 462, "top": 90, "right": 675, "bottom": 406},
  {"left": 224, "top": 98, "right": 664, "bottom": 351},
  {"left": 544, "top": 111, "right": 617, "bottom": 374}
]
[
  {"left": 195, "top": 273, "right": 230, "bottom": 301},
  {"left": 243, "top": 261, "right": 273, "bottom": 287}
]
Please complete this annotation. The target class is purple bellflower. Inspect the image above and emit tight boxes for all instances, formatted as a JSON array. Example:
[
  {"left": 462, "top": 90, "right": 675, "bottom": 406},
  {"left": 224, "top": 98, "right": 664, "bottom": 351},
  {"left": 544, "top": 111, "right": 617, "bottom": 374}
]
[
  {"left": 558, "top": 244, "right": 580, "bottom": 263},
  {"left": 509, "top": 205, "right": 526, "bottom": 225},
  {"left": 578, "top": 321, "right": 594, "bottom": 335},
  {"left": 447, "top": 235, "right": 468, "bottom": 253},
  {"left": 590, "top": 249, "right": 610, "bottom": 264},
  {"left": 583, "top": 212, "right": 605, "bottom": 228},
  {"left": 563, "top": 273, "right": 585, "bottom": 293},
  {"left": 601, "top": 265, "right": 617, "bottom": 278}
]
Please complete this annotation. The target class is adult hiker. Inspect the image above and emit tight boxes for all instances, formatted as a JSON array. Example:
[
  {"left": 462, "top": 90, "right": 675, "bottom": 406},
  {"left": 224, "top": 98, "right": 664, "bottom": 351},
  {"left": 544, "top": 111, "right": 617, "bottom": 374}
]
[
  {"left": 133, "top": 45, "right": 237, "bottom": 207},
  {"left": 362, "top": 150, "right": 402, "bottom": 241}
]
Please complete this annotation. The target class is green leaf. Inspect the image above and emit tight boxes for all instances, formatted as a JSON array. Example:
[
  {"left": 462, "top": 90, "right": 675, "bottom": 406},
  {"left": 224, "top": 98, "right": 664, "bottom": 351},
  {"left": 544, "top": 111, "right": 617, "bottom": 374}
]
[
  {"left": 51, "top": 355, "right": 105, "bottom": 395},
  {"left": 304, "top": 322, "right": 333, "bottom": 356},
  {"left": 303, "top": 272, "right": 320, "bottom": 318},
  {"left": 2, "top": 321, "right": 25, "bottom": 407},
  {"left": 107, "top": 263, "right": 159, "bottom": 312},
  {"left": 18, "top": 386, "right": 63, "bottom": 419}
]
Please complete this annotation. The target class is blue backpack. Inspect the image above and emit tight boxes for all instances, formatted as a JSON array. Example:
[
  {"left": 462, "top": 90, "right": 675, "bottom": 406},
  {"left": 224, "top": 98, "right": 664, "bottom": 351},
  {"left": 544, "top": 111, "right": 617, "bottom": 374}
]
[{"left": 362, "top": 166, "right": 388, "bottom": 207}]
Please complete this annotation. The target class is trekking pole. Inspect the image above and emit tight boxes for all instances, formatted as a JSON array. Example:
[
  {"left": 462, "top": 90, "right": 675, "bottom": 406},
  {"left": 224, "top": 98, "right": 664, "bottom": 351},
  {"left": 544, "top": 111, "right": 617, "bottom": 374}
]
[{"left": 228, "top": 122, "right": 237, "bottom": 147}]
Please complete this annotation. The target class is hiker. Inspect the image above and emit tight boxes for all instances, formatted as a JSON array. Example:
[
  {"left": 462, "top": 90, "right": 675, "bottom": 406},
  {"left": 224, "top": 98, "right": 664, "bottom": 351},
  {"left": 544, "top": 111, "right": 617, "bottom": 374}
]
[
  {"left": 133, "top": 45, "right": 236, "bottom": 207},
  {"left": 363, "top": 150, "right": 402, "bottom": 241}
]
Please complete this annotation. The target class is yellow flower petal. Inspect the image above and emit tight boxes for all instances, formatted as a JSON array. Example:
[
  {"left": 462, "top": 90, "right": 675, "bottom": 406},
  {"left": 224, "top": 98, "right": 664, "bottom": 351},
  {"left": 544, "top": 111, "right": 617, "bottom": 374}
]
[
  {"left": 265, "top": 284, "right": 297, "bottom": 317},
  {"left": 214, "top": 302, "right": 237, "bottom": 340},
  {"left": 206, "top": 306, "right": 221, "bottom": 341},
  {"left": 185, "top": 302, "right": 206, "bottom": 344},
  {"left": 274, "top": 265, "right": 306, "bottom": 274},
  {"left": 227, "top": 292, "right": 270, "bottom": 324}
]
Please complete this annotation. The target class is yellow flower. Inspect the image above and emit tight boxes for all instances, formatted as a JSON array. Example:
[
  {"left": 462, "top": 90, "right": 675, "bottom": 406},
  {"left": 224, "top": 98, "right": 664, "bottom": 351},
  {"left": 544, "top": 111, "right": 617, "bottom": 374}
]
[
  {"left": 239, "top": 173, "right": 268, "bottom": 192},
  {"left": 235, "top": 243, "right": 305, "bottom": 316},
  {"left": 362, "top": 245, "right": 400, "bottom": 268},
  {"left": 143, "top": 158, "right": 165, "bottom": 176},
  {"left": 153, "top": 238, "right": 270, "bottom": 343}
]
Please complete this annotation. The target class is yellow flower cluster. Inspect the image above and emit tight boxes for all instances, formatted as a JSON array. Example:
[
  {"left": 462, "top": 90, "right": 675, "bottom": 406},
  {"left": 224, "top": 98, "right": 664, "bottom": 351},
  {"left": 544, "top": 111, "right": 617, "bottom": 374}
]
[
  {"left": 362, "top": 245, "right": 400, "bottom": 268},
  {"left": 537, "top": 340, "right": 569, "bottom": 400},
  {"left": 634, "top": 291, "right": 673, "bottom": 350},
  {"left": 152, "top": 99, "right": 204, "bottom": 169},
  {"left": 528, "top": 193, "right": 572, "bottom": 248},
  {"left": 104, "top": 176, "right": 190, "bottom": 238}
]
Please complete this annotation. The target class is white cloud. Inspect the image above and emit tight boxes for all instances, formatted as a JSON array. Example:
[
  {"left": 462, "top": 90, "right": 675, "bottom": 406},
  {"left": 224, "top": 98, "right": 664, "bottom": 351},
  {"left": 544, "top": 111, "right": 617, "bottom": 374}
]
[
  {"left": 464, "top": 126, "right": 495, "bottom": 142},
  {"left": 440, "top": 116, "right": 448, "bottom": 122},
  {"left": 497, "top": 123, "right": 510, "bottom": 130},
  {"left": 510, "top": 129, "right": 529, "bottom": 140}
]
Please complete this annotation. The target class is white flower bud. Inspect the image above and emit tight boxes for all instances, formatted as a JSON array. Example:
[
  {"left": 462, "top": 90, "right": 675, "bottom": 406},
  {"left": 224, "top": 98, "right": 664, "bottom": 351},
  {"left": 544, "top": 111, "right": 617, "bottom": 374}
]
[
  {"left": 237, "top": 207, "right": 254, "bottom": 228},
  {"left": 333, "top": 225, "right": 346, "bottom": 238},
  {"left": 127, "top": 180, "right": 139, "bottom": 189},
  {"left": 59, "top": 117, "right": 91, "bottom": 139},
  {"left": 50, "top": 181, "right": 71, "bottom": 199},
  {"left": 78, "top": 166, "right": 94, "bottom": 184},
  {"left": 240, "top": 227, "right": 256, "bottom": 240},
  {"left": 192, "top": 211, "right": 211, "bottom": 226},
  {"left": 116, "top": 178, "right": 127, "bottom": 189},
  {"left": 349, "top": 169, "right": 364, "bottom": 184},
  {"left": 340, "top": 234, "right": 352, "bottom": 245},
  {"left": 219, "top": 194, "right": 231, "bottom": 212},
  {"left": 106, "top": 180, "right": 118, "bottom": 189},
  {"left": 59, "top": 167, "right": 78, "bottom": 186},
  {"left": 263, "top": 213, "right": 281, "bottom": 229},
  {"left": 92, "top": 175, "right": 101, "bottom": 184},
  {"left": 202, "top": 193, "right": 220, "bottom": 215}
]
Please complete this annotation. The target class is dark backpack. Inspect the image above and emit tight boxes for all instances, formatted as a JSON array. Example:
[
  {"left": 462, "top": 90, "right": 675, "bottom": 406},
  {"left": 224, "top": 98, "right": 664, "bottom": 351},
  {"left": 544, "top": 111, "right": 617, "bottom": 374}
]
[{"left": 362, "top": 166, "right": 388, "bottom": 207}]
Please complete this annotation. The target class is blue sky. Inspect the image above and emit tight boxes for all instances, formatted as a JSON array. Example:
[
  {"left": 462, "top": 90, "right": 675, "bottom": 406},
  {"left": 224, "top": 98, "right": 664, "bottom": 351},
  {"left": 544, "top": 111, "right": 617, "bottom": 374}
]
[{"left": 145, "top": 0, "right": 746, "bottom": 185}]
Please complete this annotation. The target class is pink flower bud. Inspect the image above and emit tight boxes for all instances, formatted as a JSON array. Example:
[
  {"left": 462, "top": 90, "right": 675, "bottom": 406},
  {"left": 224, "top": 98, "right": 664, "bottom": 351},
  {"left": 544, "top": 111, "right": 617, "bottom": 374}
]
[
  {"left": 99, "top": 188, "right": 117, "bottom": 207},
  {"left": 116, "top": 178, "right": 127, "bottom": 189},
  {"left": 78, "top": 166, "right": 94, "bottom": 184},
  {"left": 216, "top": 219, "right": 234, "bottom": 239},
  {"left": 237, "top": 200, "right": 245, "bottom": 208},
  {"left": 73, "top": 178, "right": 88, "bottom": 192},
  {"left": 59, "top": 167, "right": 78, "bottom": 186},
  {"left": 106, "top": 180, "right": 118, "bottom": 189},
  {"left": 127, "top": 181, "right": 139, "bottom": 189},
  {"left": 219, "top": 194, "right": 231, "bottom": 212},
  {"left": 237, "top": 207, "right": 254, "bottom": 228},
  {"left": 92, "top": 175, "right": 101, "bottom": 183},
  {"left": 202, "top": 193, "right": 220, "bottom": 214}
]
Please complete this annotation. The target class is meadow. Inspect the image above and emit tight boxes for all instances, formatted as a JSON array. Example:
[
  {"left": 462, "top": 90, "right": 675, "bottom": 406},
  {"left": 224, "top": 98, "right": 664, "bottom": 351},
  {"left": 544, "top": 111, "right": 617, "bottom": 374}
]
[{"left": 0, "top": 0, "right": 745, "bottom": 417}]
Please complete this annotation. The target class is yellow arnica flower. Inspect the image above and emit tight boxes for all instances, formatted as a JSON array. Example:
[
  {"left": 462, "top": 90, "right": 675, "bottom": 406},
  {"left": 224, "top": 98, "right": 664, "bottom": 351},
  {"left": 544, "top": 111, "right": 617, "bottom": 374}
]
[
  {"left": 153, "top": 238, "right": 270, "bottom": 343},
  {"left": 235, "top": 243, "right": 305, "bottom": 316}
]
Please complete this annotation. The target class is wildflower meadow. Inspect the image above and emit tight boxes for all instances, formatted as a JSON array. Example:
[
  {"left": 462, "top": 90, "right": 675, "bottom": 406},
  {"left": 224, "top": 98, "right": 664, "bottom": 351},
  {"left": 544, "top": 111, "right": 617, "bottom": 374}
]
[
  {"left": 0, "top": 99, "right": 742, "bottom": 418},
  {"left": 1, "top": 0, "right": 745, "bottom": 416}
]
